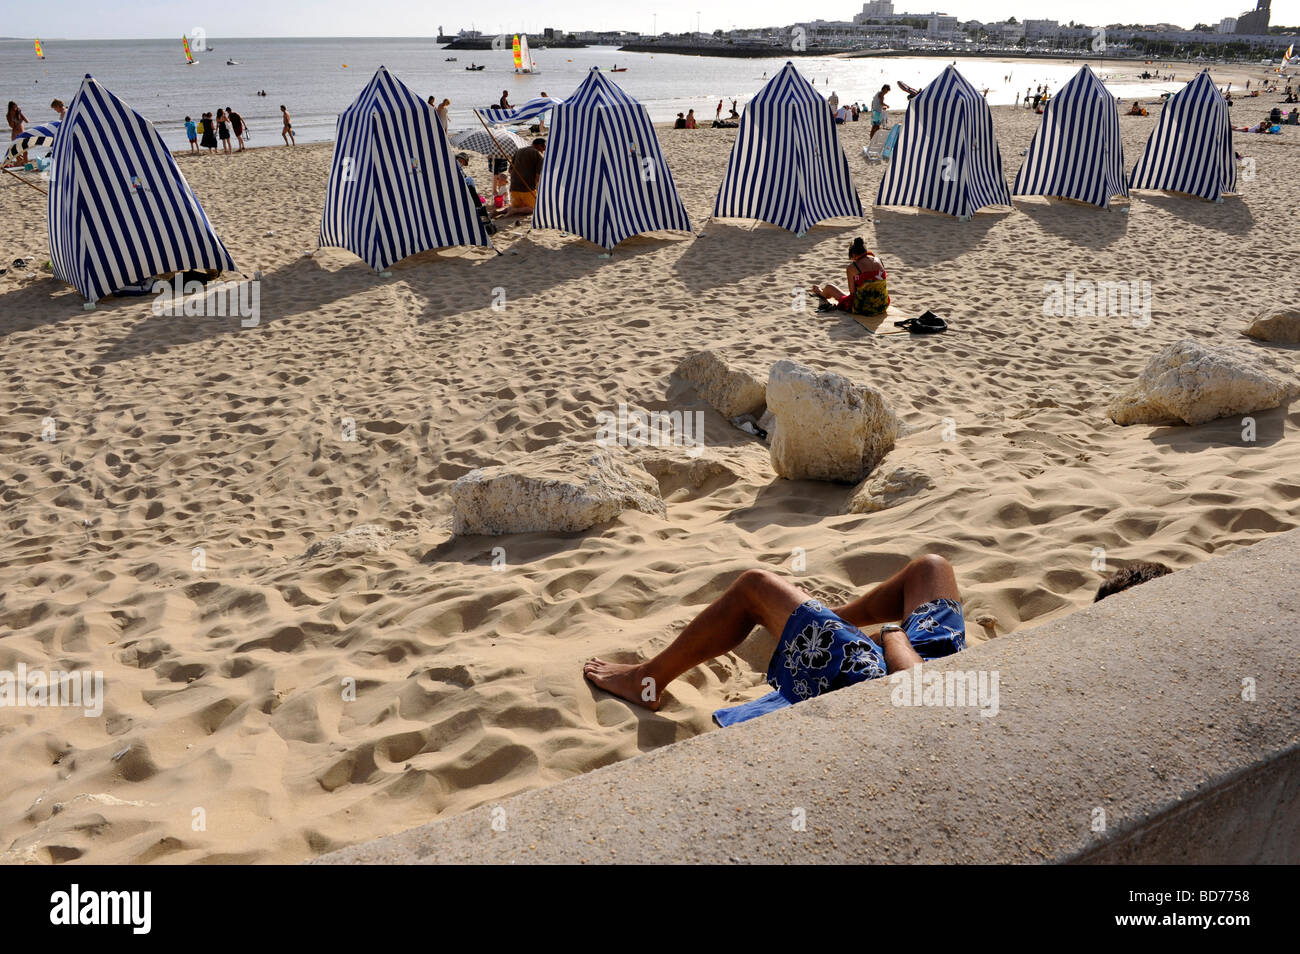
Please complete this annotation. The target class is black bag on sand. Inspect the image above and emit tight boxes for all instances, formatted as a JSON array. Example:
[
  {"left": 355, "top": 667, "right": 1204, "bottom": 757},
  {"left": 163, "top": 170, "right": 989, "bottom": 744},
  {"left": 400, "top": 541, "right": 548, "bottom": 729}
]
[{"left": 894, "top": 310, "right": 948, "bottom": 334}]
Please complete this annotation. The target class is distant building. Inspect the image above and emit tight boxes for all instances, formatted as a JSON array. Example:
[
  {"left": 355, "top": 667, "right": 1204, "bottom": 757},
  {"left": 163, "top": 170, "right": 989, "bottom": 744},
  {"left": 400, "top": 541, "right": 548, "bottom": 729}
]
[
  {"left": 860, "top": 1, "right": 895, "bottom": 16},
  {"left": 1024, "top": 19, "right": 1059, "bottom": 41},
  {"left": 928, "top": 14, "right": 958, "bottom": 38},
  {"left": 1217, "top": 17, "right": 1238, "bottom": 32},
  {"left": 1236, "top": 0, "right": 1270, "bottom": 34}
]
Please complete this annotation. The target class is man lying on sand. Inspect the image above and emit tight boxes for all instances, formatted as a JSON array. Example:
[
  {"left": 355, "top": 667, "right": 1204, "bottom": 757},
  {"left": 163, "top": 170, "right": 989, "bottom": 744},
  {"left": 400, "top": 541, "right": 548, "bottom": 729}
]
[
  {"left": 585, "top": 556, "right": 1177, "bottom": 725},
  {"left": 584, "top": 555, "right": 966, "bottom": 726}
]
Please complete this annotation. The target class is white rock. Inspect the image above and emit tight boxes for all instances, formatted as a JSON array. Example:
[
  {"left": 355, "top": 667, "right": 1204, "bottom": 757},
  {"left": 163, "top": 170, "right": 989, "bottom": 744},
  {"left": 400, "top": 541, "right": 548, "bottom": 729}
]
[
  {"left": 452, "top": 442, "right": 665, "bottom": 535},
  {"left": 673, "top": 349, "right": 767, "bottom": 419},
  {"left": 1243, "top": 309, "right": 1300, "bottom": 345},
  {"left": 302, "top": 524, "right": 415, "bottom": 560},
  {"left": 1108, "top": 338, "right": 1291, "bottom": 426},
  {"left": 766, "top": 360, "right": 901, "bottom": 483}
]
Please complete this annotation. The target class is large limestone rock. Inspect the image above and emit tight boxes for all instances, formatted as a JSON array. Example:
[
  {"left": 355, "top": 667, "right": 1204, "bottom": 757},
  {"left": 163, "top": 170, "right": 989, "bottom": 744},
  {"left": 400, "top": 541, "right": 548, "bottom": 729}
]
[
  {"left": 451, "top": 442, "right": 665, "bottom": 536},
  {"left": 766, "top": 360, "right": 901, "bottom": 483},
  {"left": 673, "top": 349, "right": 768, "bottom": 419},
  {"left": 1243, "top": 309, "right": 1300, "bottom": 345},
  {"left": 1108, "top": 338, "right": 1291, "bottom": 426}
]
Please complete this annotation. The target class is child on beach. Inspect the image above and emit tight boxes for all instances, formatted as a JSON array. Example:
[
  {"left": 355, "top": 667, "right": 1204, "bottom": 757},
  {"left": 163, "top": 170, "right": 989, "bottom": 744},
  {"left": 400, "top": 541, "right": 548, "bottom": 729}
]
[{"left": 185, "top": 115, "right": 198, "bottom": 152}]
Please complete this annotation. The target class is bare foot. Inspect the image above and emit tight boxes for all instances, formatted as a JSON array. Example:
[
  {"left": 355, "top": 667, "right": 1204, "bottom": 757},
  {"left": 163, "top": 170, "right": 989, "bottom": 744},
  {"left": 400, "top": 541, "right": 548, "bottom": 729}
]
[{"left": 583, "top": 658, "right": 663, "bottom": 710}]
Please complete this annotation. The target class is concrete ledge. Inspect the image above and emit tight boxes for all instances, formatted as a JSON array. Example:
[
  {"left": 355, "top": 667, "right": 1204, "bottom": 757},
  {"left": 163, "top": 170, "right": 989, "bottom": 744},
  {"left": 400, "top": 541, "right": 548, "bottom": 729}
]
[{"left": 315, "top": 530, "right": 1300, "bottom": 864}]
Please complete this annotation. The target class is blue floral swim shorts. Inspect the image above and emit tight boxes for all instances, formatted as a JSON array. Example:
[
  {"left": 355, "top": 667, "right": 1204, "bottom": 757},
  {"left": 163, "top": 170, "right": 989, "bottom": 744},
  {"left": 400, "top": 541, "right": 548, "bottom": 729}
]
[{"left": 713, "top": 597, "right": 966, "bottom": 727}]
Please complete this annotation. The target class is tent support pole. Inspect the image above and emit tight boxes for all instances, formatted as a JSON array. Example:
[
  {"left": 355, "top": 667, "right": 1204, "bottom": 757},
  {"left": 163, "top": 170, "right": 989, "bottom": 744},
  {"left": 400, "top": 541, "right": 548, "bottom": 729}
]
[{"left": 2, "top": 165, "right": 48, "bottom": 196}]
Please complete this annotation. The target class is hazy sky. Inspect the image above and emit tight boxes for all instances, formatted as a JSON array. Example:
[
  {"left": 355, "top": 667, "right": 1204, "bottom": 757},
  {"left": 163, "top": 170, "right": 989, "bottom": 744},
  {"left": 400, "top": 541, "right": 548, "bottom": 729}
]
[{"left": 9, "top": 0, "right": 1298, "bottom": 39}]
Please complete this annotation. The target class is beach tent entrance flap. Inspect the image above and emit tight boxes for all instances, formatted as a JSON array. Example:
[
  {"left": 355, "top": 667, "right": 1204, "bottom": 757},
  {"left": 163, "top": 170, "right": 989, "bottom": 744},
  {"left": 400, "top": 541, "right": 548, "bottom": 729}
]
[
  {"left": 319, "top": 66, "right": 488, "bottom": 270},
  {"left": 876, "top": 65, "right": 1012, "bottom": 217},
  {"left": 532, "top": 69, "right": 691, "bottom": 250},
  {"left": 1012, "top": 66, "right": 1128, "bottom": 208},
  {"left": 48, "top": 76, "right": 234, "bottom": 302},
  {"left": 1129, "top": 70, "right": 1237, "bottom": 202},
  {"left": 712, "top": 61, "right": 863, "bottom": 233}
]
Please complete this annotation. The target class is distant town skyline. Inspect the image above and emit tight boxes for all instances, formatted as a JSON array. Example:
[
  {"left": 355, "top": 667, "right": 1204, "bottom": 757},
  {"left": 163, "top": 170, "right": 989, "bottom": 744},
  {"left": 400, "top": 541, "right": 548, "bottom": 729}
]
[{"left": 5, "top": 0, "right": 1298, "bottom": 40}]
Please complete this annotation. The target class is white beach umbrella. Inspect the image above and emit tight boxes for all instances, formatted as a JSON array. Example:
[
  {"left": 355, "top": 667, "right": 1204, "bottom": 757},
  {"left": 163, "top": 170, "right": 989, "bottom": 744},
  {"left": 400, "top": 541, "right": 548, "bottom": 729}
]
[{"left": 450, "top": 127, "right": 528, "bottom": 158}]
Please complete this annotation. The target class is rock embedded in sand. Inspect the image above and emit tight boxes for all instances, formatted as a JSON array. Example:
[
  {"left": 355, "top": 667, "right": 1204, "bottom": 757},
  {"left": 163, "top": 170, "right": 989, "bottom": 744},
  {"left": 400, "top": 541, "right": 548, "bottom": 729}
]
[
  {"left": 302, "top": 524, "right": 416, "bottom": 560},
  {"left": 673, "top": 349, "right": 768, "bottom": 419},
  {"left": 846, "top": 451, "right": 947, "bottom": 513},
  {"left": 1108, "top": 338, "right": 1292, "bottom": 427},
  {"left": 451, "top": 442, "right": 666, "bottom": 536},
  {"left": 766, "top": 360, "right": 901, "bottom": 483},
  {"left": 1243, "top": 309, "right": 1300, "bottom": 345}
]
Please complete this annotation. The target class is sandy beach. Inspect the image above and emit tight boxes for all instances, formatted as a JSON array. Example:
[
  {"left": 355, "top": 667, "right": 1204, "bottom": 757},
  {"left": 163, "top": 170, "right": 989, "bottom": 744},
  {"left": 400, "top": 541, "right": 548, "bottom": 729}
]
[{"left": 1, "top": 68, "right": 1297, "bottom": 864}]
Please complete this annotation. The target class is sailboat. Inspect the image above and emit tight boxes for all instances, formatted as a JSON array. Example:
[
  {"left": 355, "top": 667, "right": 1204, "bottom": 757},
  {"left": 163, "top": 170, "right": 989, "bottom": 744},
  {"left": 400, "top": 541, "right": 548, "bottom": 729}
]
[
  {"left": 183, "top": 35, "right": 198, "bottom": 65},
  {"left": 512, "top": 34, "right": 537, "bottom": 74},
  {"left": 35, "top": 38, "right": 44, "bottom": 59}
]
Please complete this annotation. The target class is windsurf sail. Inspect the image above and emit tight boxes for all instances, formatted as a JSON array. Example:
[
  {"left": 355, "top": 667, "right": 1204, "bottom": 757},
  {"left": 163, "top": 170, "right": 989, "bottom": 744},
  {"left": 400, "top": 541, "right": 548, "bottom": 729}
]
[
  {"left": 183, "top": 36, "right": 195, "bottom": 64},
  {"left": 35, "top": 38, "right": 44, "bottom": 59},
  {"left": 513, "top": 35, "right": 522, "bottom": 70}
]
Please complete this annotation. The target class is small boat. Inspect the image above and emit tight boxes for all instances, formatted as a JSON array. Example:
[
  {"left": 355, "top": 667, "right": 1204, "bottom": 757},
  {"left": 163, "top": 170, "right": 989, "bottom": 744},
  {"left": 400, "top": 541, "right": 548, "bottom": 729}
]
[
  {"left": 465, "top": 64, "right": 485, "bottom": 71},
  {"left": 445, "top": 57, "right": 457, "bottom": 61},
  {"left": 226, "top": 59, "right": 239, "bottom": 65},
  {"left": 609, "top": 68, "right": 627, "bottom": 72}
]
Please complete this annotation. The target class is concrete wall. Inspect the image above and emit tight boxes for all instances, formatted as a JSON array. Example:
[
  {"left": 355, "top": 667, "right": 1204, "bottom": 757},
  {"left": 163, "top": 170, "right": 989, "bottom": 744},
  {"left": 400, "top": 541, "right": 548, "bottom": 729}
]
[{"left": 316, "top": 529, "right": 1300, "bottom": 864}]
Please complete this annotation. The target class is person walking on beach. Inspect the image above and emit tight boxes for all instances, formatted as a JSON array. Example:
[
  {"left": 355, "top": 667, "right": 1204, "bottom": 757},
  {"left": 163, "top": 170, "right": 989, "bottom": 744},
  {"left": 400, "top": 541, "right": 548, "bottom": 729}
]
[
  {"left": 185, "top": 115, "right": 198, "bottom": 153},
  {"left": 280, "top": 105, "right": 295, "bottom": 146},
  {"left": 869, "top": 85, "right": 889, "bottom": 140},
  {"left": 827, "top": 89, "right": 839, "bottom": 115},
  {"left": 227, "top": 107, "right": 246, "bottom": 151},
  {"left": 216, "top": 108, "right": 231, "bottom": 155},
  {"left": 199, "top": 111, "right": 218, "bottom": 153},
  {"left": 584, "top": 554, "right": 967, "bottom": 725},
  {"left": 437, "top": 98, "right": 450, "bottom": 129},
  {"left": 715, "top": 99, "right": 722, "bottom": 121}
]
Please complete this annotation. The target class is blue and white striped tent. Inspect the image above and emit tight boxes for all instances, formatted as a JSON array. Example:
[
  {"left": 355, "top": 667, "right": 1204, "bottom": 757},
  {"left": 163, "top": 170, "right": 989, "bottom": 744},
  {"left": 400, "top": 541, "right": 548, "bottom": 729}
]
[
  {"left": 6, "top": 119, "right": 60, "bottom": 160},
  {"left": 48, "top": 76, "right": 234, "bottom": 303},
  {"left": 876, "top": 65, "right": 1012, "bottom": 218},
  {"left": 712, "top": 62, "right": 862, "bottom": 234},
  {"left": 1013, "top": 66, "right": 1128, "bottom": 208},
  {"left": 474, "top": 96, "right": 563, "bottom": 126},
  {"left": 533, "top": 69, "right": 691, "bottom": 250},
  {"left": 1129, "top": 70, "right": 1236, "bottom": 201},
  {"left": 320, "top": 67, "right": 488, "bottom": 270}
]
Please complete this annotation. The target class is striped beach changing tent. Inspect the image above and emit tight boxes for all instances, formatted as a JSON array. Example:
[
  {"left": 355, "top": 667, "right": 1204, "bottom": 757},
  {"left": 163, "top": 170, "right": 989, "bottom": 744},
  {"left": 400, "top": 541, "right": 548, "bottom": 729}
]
[
  {"left": 712, "top": 61, "right": 862, "bottom": 234},
  {"left": 1013, "top": 66, "right": 1128, "bottom": 208},
  {"left": 876, "top": 65, "right": 1012, "bottom": 218},
  {"left": 6, "top": 119, "right": 60, "bottom": 160},
  {"left": 474, "top": 96, "right": 563, "bottom": 126},
  {"left": 1129, "top": 70, "right": 1236, "bottom": 201},
  {"left": 48, "top": 76, "right": 234, "bottom": 303},
  {"left": 320, "top": 66, "right": 488, "bottom": 270},
  {"left": 533, "top": 69, "right": 691, "bottom": 250}
]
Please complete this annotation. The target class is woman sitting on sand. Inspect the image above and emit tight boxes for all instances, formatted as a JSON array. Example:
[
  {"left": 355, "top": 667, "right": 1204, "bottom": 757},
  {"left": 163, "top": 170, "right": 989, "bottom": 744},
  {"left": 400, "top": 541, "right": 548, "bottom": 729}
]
[{"left": 809, "top": 237, "right": 890, "bottom": 317}]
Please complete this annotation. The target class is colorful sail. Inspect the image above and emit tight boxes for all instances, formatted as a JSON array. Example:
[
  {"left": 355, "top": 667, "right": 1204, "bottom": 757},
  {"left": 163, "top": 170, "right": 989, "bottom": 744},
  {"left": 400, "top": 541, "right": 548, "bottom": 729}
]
[
  {"left": 35, "top": 38, "right": 44, "bottom": 59},
  {"left": 183, "top": 36, "right": 195, "bottom": 64},
  {"left": 512, "top": 35, "right": 522, "bottom": 70}
]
